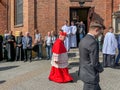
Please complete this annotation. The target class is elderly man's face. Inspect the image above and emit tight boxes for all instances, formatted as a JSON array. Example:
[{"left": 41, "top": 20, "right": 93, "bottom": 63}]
[
  {"left": 9, "top": 31, "right": 12, "bottom": 35},
  {"left": 48, "top": 32, "right": 51, "bottom": 36},
  {"left": 26, "top": 32, "right": 29, "bottom": 37}
]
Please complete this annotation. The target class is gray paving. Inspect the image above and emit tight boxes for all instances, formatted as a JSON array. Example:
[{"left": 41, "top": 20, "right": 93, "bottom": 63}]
[
  {"left": 0, "top": 49, "right": 120, "bottom": 90},
  {"left": 0, "top": 60, "right": 120, "bottom": 90}
]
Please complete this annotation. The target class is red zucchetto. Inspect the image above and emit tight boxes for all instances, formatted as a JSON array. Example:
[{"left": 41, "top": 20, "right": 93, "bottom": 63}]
[{"left": 59, "top": 31, "right": 67, "bottom": 36}]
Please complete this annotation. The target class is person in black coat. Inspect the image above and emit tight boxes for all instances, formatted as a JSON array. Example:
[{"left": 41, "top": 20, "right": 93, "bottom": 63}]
[
  {"left": 6, "top": 31, "right": 15, "bottom": 61},
  {"left": 0, "top": 35, "right": 3, "bottom": 60},
  {"left": 15, "top": 31, "right": 24, "bottom": 61},
  {"left": 3, "top": 30, "right": 9, "bottom": 60},
  {"left": 78, "top": 21, "right": 104, "bottom": 90}
]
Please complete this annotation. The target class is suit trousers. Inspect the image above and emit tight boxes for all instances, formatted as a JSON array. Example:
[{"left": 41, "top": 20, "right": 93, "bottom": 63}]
[
  {"left": 23, "top": 49, "right": 32, "bottom": 61},
  {"left": 83, "top": 82, "right": 101, "bottom": 90},
  {"left": 16, "top": 47, "right": 22, "bottom": 61}
]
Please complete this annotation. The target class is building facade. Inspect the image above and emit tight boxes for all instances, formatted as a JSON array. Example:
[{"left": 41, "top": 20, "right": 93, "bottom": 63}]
[{"left": 0, "top": 0, "right": 120, "bottom": 38}]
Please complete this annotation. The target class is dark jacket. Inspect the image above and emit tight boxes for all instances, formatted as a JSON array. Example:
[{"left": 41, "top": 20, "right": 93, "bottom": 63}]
[
  {"left": 117, "top": 34, "right": 120, "bottom": 49},
  {"left": 16, "top": 36, "right": 23, "bottom": 47},
  {"left": 79, "top": 34, "right": 103, "bottom": 84}
]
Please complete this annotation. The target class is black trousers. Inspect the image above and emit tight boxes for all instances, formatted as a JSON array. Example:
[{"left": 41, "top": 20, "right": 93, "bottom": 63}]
[
  {"left": 0, "top": 46, "right": 3, "bottom": 60},
  {"left": 83, "top": 82, "right": 101, "bottom": 90},
  {"left": 23, "top": 49, "right": 32, "bottom": 61},
  {"left": 103, "top": 54, "right": 115, "bottom": 67}
]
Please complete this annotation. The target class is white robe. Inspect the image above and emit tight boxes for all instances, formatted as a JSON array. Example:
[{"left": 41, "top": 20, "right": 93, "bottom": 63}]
[
  {"left": 62, "top": 25, "right": 71, "bottom": 51},
  {"left": 102, "top": 32, "right": 117, "bottom": 55},
  {"left": 70, "top": 25, "right": 77, "bottom": 47}
]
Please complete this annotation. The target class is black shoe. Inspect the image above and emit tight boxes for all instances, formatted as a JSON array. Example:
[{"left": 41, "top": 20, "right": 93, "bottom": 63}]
[
  {"left": 24, "top": 60, "right": 27, "bottom": 62},
  {"left": 29, "top": 59, "right": 32, "bottom": 62},
  {"left": 46, "top": 58, "right": 50, "bottom": 60},
  {"left": 115, "top": 63, "right": 120, "bottom": 66}
]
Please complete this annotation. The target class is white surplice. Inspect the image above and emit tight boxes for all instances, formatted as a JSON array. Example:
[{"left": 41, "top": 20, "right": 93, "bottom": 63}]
[
  {"left": 62, "top": 25, "right": 71, "bottom": 51},
  {"left": 102, "top": 32, "right": 117, "bottom": 55},
  {"left": 70, "top": 25, "right": 77, "bottom": 47}
]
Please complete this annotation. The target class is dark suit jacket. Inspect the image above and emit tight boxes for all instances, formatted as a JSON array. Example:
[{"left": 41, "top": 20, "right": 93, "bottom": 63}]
[
  {"left": 16, "top": 36, "right": 23, "bottom": 47},
  {"left": 79, "top": 34, "right": 103, "bottom": 84}
]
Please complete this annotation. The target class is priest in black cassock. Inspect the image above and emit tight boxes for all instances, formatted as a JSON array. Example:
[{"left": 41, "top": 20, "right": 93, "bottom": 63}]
[
  {"left": 6, "top": 31, "right": 15, "bottom": 61},
  {"left": 0, "top": 35, "right": 3, "bottom": 61}
]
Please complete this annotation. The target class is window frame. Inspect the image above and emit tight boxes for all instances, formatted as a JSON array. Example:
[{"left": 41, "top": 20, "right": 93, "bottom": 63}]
[{"left": 14, "top": 0, "right": 23, "bottom": 27}]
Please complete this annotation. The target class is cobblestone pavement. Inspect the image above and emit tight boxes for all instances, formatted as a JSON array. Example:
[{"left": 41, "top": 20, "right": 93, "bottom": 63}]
[{"left": 0, "top": 59, "right": 120, "bottom": 90}]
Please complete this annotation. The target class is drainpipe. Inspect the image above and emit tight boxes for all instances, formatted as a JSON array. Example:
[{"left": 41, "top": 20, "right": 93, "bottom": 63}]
[
  {"left": 111, "top": 0, "right": 113, "bottom": 26},
  {"left": 7, "top": 0, "right": 8, "bottom": 31},
  {"left": 34, "top": 0, "right": 37, "bottom": 30},
  {"left": 55, "top": 0, "right": 58, "bottom": 35}
]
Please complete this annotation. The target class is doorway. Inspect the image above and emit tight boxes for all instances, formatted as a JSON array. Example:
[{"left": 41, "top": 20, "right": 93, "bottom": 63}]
[{"left": 70, "top": 7, "right": 93, "bottom": 46}]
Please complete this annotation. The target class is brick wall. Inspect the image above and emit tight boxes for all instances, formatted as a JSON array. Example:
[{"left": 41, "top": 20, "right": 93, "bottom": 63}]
[
  {"left": 0, "top": 0, "right": 7, "bottom": 35},
  {"left": 57, "top": 0, "right": 107, "bottom": 32},
  {"left": 28, "top": 0, "right": 35, "bottom": 39},
  {"left": 10, "top": 0, "right": 29, "bottom": 36},
  {"left": 36, "top": 0, "right": 55, "bottom": 37},
  {"left": 113, "top": 0, "right": 120, "bottom": 12},
  {"left": 0, "top": 0, "right": 120, "bottom": 36}
]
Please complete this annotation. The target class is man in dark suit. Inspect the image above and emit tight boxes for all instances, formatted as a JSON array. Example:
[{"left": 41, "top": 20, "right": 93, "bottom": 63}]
[
  {"left": 6, "top": 31, "right": 15, "bottom": 61},
  {"left": 15, "top": 31, "right": 23, "bottom": 61},
  {"left": 0, "top": 35, "right": 3, "bottom": 60},
  {"left": 78, "top": 21, "right": 104, "bottom": 90}
]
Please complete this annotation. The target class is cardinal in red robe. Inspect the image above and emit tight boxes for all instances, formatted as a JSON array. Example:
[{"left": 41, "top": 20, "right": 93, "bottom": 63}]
[{"left": 48, "top": 31, "right": 73, "bottom": 83}]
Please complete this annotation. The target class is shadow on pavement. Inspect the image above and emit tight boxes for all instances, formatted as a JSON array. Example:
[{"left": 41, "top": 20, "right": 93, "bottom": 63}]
[
  {"left": 113, "top": 66, "right": 120, "bottom": 69},
  {"left": 0, "top": 65, "right": 19, "bottom": 71},
  {"left": 0, "top": 80, "right": 6, "bottom": 84}
]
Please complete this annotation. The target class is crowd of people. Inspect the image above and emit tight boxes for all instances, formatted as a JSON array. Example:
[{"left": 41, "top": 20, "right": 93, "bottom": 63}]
[
  {"left": 0, "top": 20, "right": 120, "bottom": 90},
  {"left": 0, "top": 20, "right": 84, "bottom": 61},
  {"left": 48, "top": 21, "right": 120, "bottom": 90}
]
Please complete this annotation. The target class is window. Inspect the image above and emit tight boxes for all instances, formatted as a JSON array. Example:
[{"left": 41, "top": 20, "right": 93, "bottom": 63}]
[{"left": 14, "top": 0, "right": 23, "bottom": 26}]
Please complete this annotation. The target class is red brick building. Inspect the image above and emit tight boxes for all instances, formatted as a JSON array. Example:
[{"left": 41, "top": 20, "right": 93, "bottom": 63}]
[{"left": 0, "top": 0, "right": 120, "bottom": 38}]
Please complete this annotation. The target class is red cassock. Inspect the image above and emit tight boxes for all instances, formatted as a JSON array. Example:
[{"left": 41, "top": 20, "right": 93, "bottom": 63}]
[{"left": 48, "top": 39, "right": 73, "bottom": 83}]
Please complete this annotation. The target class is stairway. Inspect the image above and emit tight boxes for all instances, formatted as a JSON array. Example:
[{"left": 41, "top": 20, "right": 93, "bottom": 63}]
[
  {"left": 68, "top": 48, "right": 103, "bottom": 62},
  {"left": 68, "top": 48, "right": 79, "bottom": 62}
]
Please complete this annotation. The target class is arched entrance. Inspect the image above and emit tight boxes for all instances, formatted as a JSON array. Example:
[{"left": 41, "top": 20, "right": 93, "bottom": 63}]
[{"left": 70, "top": 7, "right": 94, "bottom": 46}]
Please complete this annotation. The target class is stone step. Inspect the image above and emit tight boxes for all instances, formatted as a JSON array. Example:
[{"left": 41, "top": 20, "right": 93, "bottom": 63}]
[{"left": 69, "top": 48, "right": 79, "bottom": 52}]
